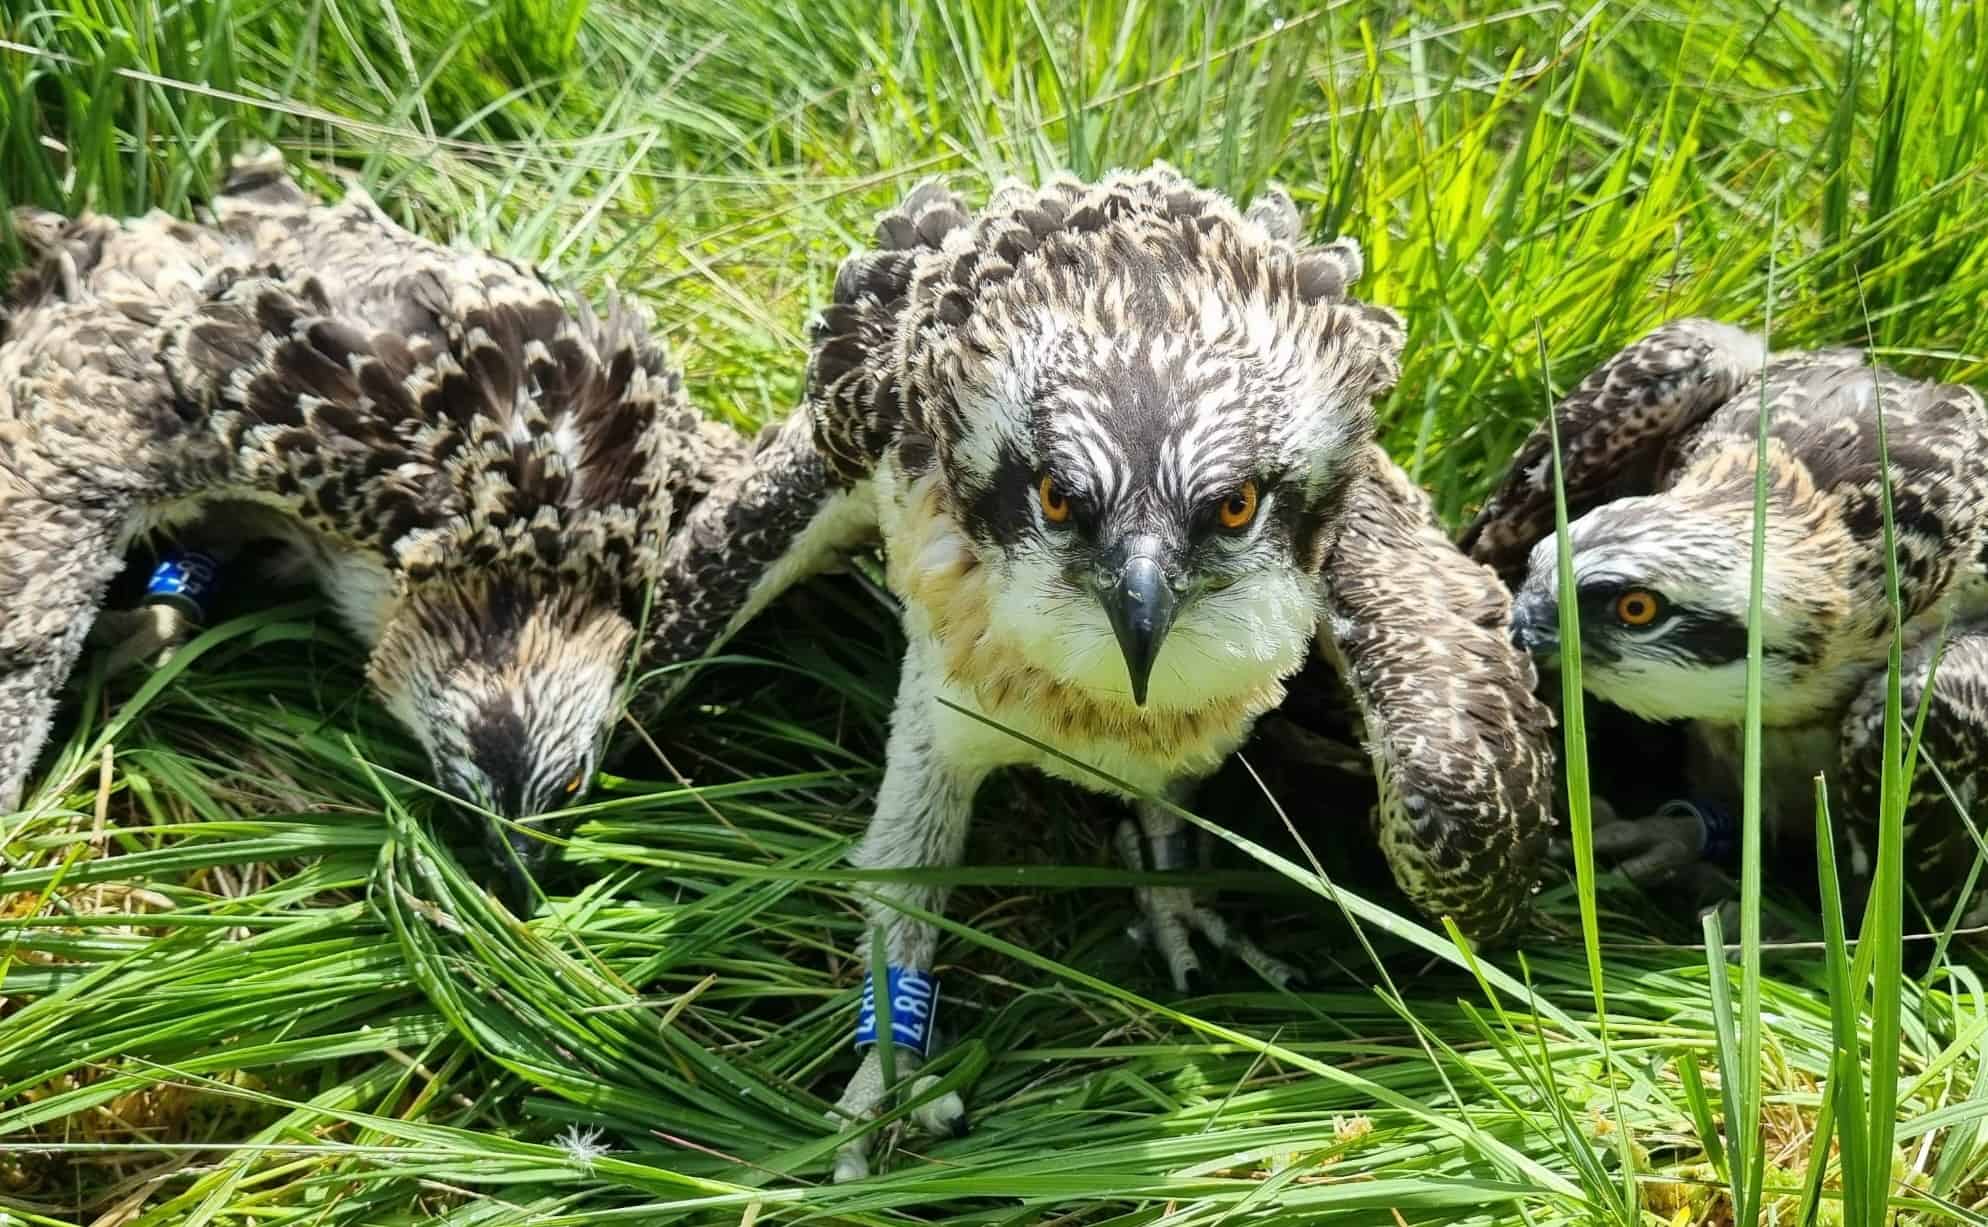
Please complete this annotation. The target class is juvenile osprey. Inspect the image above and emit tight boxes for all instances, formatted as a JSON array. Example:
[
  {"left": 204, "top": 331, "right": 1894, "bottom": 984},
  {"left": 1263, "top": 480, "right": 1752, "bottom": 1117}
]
[
  {"left": 773, "top": 166, "right": 1552, "bottom": 1179},
  {"left": 1464, "top": 318, "right": 1988, "bottom": 915},
  {"left": 0, "top": 151, "right": 826, "bottom": 901}
]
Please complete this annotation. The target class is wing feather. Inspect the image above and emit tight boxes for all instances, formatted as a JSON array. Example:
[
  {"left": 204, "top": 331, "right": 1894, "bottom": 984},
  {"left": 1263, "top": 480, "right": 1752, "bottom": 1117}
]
[
  {"left": 154, "top": 152, "right": 722, "bottom": 596},
  {"left": 1838, "top": 627, "right": 1988, "bottom": 922},
  {"left": 1459, "top": 318, "right": 1769, "bottom": 585},
  {"left": 1323, "top": 447, "right": 1555, "bottom": 942},
  {"left": 636, "top": 408, "right": 875, "bottom": 703}
]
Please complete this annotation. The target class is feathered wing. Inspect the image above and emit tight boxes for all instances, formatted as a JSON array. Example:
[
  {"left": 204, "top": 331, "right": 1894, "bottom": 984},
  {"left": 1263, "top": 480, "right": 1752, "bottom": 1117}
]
[
  {"left": 1804, "top": 371, "right": 1988, "bottom": 897},
  {"left": 1838, "top": 628, "right": 1988, "bottom": 924},
  {"left": 1458, "top": 318, "right": 1770, "bottom": 586},
  {"left": 619, "top": 179, "right": 992, "bottom": 694},
  {"left": 623, "top": 179, "right": 986, "bottom": 694},
  {"left": 634, "top": 407, "right": 873, "bottom": 706},
  {"left": 1322, "top": 446, "right": 1556, "bottom": 942},
  {"left": 805, "top": 179, "right": 974, "bottom": 483},
  {"left": 2, "top": 203, "right": 240, "bottom": 496},
  {"left": 162, "top": 151, "right": 727, "bottom": 600},
  {"left": 0, "top": 204, "right": 240, "bottom": 810}
]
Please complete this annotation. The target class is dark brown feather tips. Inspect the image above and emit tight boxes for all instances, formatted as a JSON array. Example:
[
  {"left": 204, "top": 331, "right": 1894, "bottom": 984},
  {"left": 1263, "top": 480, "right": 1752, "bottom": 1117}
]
[
  {"left": 3, "top": 205, "right": 238, "bottom": 502},
  {"left": 1459, "top": 318, "right": 1769, "bottom": 586},
  {"left": 1838, "top": 630, "right": 1988, "bottom": 919},
  {"left": 156, "top": 154, "right": 722, "bottom": 595},
  {"left": 1680, "top": 359, "right": 1988, "bottom": 628},
  {"left": 635, "top": 409, "right": 850, "bottom": 702},
  {"left": 1324, "top": 447, "right": 1555, "bottom": 942}
]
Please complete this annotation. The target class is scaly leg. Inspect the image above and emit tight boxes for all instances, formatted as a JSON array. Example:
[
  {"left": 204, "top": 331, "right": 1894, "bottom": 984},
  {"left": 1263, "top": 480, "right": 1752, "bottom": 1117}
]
[
  {"left": 829, "top": 668, "right": 983, "bottom": 1183},
  {"left": 0, "top": 495, "right": 130, "bottom": 811},
  {"left": 1117, "top": 786, "right": 1303, "bottom": 992},
  {"left": 1562, "top": 797, "right": 1730, "bottom": 886},
  {"left": 85, "top": 507, "right": 294, "bottom": 675}
]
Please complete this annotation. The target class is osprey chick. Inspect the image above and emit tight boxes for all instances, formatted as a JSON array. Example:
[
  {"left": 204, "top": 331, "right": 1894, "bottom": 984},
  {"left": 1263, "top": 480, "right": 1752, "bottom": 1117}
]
[
  {"left": 0, "top": 152, "right": 786, "bottom": 900},
  {"left": 1465, "top": 319, "right": 1988, "bottom": 915},
  {"left": 795, "top": 165, "right": 1551, "bottom": 1179}
]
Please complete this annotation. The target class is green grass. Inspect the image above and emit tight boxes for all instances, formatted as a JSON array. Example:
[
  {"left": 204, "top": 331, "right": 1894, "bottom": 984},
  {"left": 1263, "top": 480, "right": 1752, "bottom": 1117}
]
[{"left": 5, "top": 0, "right": 1988, "bottom": 1222}]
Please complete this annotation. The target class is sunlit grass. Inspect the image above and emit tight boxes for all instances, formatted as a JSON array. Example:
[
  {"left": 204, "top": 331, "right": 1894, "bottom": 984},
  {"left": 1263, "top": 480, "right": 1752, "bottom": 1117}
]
[{"left": 4, "top": 0, "right": 1988, "bottom": 1222}]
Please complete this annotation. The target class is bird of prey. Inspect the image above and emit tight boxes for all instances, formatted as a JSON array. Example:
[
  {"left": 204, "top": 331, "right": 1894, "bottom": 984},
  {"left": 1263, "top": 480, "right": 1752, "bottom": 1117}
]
[
  {"left": 740, "top": 164, "right": 1556, "bottom": 1179},
  {"left": 1464, "top": 318, "right": 1988, "bottom": 919},
  {"left": 0, "top": 151, "right": 838, "bottom": 901}
]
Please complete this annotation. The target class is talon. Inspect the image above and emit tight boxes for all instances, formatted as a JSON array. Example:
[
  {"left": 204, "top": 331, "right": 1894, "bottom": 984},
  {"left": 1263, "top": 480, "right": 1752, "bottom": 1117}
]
[
  {"left": 1256, "top": 716, "right": 1374, "bottom": 775},
  {"left": 93, "top": 605, "right": 197, "bottom": 676},
  {"left": 832, "top": 1147, "right": 870, "bottom": 1183},
  {"left": 1240, "top": 943, "right": 1306, "bottom": 990},
  {"left": 1179, "top": 965, "right": 1205, "bottom": 995},
  {"left": 908, "top": 1076, "right": 967, "bottom": 1140}
]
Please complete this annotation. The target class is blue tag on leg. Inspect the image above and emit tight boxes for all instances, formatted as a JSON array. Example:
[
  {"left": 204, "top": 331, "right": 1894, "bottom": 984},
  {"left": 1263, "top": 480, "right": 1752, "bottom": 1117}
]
[
  {"left": 1658, "top": 797, "right": 1739, "bottom": 864},
  {"left": 853, "top": 966, "right": 939, "bottom": 1058},
  {"left": 1696, "top": 798, "right": 1739, "bottom": 863},
  {"left": 143, "top": 549, "right": 224, "bottom": 624}
]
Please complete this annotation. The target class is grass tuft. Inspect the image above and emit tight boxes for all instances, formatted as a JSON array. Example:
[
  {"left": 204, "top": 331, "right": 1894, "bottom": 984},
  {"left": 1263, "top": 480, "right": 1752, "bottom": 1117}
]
[{"left": 5, "top": 1, "right": 1988, "bottom": 1222}]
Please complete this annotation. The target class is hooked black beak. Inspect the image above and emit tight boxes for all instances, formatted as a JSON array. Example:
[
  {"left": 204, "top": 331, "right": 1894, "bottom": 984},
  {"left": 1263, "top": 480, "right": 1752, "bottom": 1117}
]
[
  {"left": 471, "top": 810, "right": 549, "bottom": 914},
  {"left": 1098, "top": 541, "right": 1178, "bottom": 707},
  {"left": 448, "top": 772, "right": 547, "bottom": 913},
  {"left": 1509, "top": 594, "right": 1560, "bottom": 658}
]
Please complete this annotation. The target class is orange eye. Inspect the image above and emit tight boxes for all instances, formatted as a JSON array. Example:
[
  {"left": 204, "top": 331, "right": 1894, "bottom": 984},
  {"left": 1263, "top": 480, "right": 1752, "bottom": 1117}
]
[
  {"left": 1038, "top": 475, "right": 1072, "bottom": 525},
  {"left": 1217, "top": 480, "right": 1259, "bottom": 530},
  {"left": 565, "top": 771, "right": 586, "bottom": 795},
  {"left": 1615, "top": 589, "right": 1663, "bottom": 627}
]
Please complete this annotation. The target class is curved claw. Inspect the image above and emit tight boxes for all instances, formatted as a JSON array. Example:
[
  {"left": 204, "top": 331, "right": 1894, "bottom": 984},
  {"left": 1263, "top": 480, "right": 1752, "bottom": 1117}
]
[
  {"left": 828, "top": 1046, "right": 968, "bottom": 1182},
  {"left": 1551, "top": 809, "right": 1709, "bottom": 887},
  {"left": 1253, "top": 715, "right": 1374, "bottom": 776},
  {"left": 908, "top": 1074, "right": 967, "bottom": 1138},
  {"left": 1115, "top": 817, "right": 1302, "bottom": 991},
  {"left": 89, "top": 604, "right": 198, "bottom": 676}
]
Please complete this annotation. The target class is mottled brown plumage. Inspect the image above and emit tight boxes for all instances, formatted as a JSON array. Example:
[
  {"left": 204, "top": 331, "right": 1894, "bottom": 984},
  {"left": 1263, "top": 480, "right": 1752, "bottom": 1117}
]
[
  {"left": 0, "top": 151, "right": 800, "bottom": 899},
  {"left": 1471, "top": 318, "right": 1988, "bottom": 919},
  {"left": 1321, "top": 452, "right": 1554, "bottom": 941}
]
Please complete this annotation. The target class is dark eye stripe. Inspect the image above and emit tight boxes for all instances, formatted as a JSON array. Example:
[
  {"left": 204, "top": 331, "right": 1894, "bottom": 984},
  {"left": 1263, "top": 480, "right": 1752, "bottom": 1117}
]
[
  {"left": 1669, "top": 616, "right": 1749, "bottom": 665},
  {"left": 962, "top": 444, "right": 1039, "bottom": 545}
]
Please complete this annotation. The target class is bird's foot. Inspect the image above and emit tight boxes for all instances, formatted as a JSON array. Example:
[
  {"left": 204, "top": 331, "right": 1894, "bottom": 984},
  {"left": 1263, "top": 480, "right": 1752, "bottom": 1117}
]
[
  {"left": 90, "top": 546, "right": 231, "bottom": 676},
  {"left": 1114, "top": 819, "right": 1303, "bottom": 992},
  {"left": 88, "top": 603, "right": 198, "bottom": 676},
  {"left": 828, "top": 1047, "right": 967, "bottom": 1182},
  {"left": 1252, "top": 715, "right": 1374, "bottom": 776},
  {"left": 1552, "top": 799, "right": 1808, "bottom": 937},
  {"left": 1550, "top": 798, "right": 1735, "bottom": 887}
]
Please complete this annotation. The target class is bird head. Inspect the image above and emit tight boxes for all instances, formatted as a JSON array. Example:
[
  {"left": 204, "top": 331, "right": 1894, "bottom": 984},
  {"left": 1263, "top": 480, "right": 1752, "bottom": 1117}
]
[
  {"left": 876, "top": 171, "right": 1405, "bottom": 711},
  {"left": 1507, "top": 492, "right": 1843, "bottom": 724},
  {"left": 368, "top": 574, "right": 633, "bottom": 902}
]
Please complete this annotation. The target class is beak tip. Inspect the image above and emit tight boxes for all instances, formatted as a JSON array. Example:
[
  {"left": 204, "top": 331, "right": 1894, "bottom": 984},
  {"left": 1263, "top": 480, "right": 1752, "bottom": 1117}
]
[
  {"left": 1103, "top": 553, "right": 1175, "bottom": 710},
  {"left": 1508, "top": 597, "right": 1550, "bottom": 655}
]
